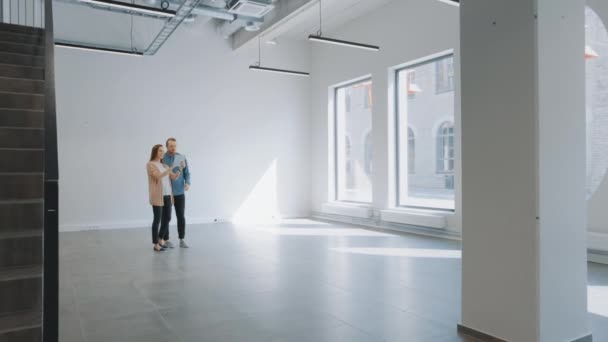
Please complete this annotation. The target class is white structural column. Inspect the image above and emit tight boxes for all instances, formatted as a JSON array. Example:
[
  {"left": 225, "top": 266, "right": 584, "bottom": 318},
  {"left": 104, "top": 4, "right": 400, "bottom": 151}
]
[{"left": 460, "top": 0, "right": 590, "bottom": 341}]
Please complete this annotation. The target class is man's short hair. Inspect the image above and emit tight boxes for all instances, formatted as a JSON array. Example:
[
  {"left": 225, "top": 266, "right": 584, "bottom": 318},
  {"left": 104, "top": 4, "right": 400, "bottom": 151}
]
[{"left": 166, "top": 137, "right": 177, "bottom": 147}]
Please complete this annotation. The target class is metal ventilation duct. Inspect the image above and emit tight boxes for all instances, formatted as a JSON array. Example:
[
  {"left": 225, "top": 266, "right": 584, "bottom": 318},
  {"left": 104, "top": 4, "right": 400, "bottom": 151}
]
[
  {"left": 227, "top": 0, "right": 274, "bottom": 17},
  {"left": 144, "top": 0, "right": 203, "bottom": 55}
]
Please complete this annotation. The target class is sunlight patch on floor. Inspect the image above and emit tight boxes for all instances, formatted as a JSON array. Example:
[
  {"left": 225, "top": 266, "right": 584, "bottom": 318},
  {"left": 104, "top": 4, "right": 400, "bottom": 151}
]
[
  {"left": 251, "top": 227, "right": 394, "bottom": 237},
  {"left": 329, "top": 247, "right": 461, "bottom": 258}
]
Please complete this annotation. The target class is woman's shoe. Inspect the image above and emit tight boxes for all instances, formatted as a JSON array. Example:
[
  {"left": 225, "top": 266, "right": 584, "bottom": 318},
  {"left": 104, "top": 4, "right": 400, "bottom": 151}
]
[{"left": 153, "top": 246, "right": 165, "bottom": 252}]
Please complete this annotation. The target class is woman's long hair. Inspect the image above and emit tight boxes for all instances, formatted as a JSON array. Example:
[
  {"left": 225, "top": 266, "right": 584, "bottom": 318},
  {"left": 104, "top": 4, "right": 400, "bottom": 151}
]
[{"left": 150, "top": 144, "right": 163, "bottom": 161}]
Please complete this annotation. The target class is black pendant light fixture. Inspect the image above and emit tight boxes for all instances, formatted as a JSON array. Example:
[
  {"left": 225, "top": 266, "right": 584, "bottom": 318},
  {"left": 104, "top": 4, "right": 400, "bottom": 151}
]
[
  {"left": 308, "top": 0, "right": 380, "bottom": 52},
  {"left": 55, "top": 42, "right": 144, "bottom": 57},
  {"left": 249, "top": 37, "right": 310, "bottom": 77}
]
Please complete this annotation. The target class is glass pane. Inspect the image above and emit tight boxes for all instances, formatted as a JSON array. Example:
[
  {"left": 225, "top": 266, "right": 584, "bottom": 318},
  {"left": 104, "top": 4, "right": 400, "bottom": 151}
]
[
  {"left": 397, "top": 55, "right": 455, "bottom": 210},
  {"left": 336, "top": 80, "right": 373, "bottom": 202},
  {"left": 436, "top": 56, "right": 455, "bottom": 94},
  {"left": 586, "top": 7, "right": 608, "bottom": 199}
]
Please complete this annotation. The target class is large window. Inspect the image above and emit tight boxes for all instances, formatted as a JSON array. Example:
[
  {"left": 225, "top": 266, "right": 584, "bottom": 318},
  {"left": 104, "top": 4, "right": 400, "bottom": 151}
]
[
  {"left": 586, "top": 7, "right": 608, "bottom": 199},
  {"left": 335, "top": 79, "right": 373, "bottom": 203},
  {"left": 396, "top": 54, "right": 455, "bottom": 211}
]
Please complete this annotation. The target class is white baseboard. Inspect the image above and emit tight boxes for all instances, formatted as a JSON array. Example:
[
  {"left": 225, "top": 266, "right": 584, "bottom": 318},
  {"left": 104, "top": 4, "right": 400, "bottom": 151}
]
[
  {"left": 59, "top": 217, "right": 226, "bottom": 232},
  {"left": 588, "top": 231, "right": 608, "bottom": 264},
  {"left": 380, "top": 209, "right": 448, "bottom": 229},
  {"left": 59, "top": 213, "right": 309, "bottom": 232},
  {"left": 322, "top": 202, "right": 373, "bottom": 219},
  {"left": 311, "top": 211, "right": 461, "bottom": 240},
  {"left": 588, "top": 231, "right": 608, "bottom": 251},
  {"left": 588, "top": 251, "right": 608, "bottom": 265}
]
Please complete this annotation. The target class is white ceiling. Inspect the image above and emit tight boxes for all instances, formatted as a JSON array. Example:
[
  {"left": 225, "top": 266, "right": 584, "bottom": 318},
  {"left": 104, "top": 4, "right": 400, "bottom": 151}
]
[{"left": 263, "top": 0, "right": 395, "bottom": 42}]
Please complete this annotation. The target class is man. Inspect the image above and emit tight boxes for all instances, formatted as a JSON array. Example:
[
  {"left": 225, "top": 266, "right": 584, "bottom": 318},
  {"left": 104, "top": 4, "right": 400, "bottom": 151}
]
[{"left": 161, "top": 137, "right": 191, "bottom": 248}]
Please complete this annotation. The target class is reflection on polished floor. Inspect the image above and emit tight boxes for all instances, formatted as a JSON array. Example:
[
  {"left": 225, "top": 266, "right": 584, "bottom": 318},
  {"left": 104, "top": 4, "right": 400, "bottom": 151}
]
[{"left": 59, "top": 219, "right": 608, "bottom": 342}]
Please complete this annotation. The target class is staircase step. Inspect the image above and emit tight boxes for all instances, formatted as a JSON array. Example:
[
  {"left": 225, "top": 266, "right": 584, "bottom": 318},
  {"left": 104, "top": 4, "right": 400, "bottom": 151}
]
[
  {"left": 0, "top": 266, "right": 42, "bottom": 281},
  {"left": 0, "top": 233, "right": 42, "bottom": 269},
  {"left": 0, "top": 32, "right": 43, "bottom": 46},
  {"left": 0, "top": 64, "right": 43, "bottom": 80},
  {"left": 0, "top": 127, "right": 43, "bottom": 149},
  {"left": 0, "top": 42, "right": 44, "bottom": 56},
  {"left": 0, "top": 52, "right": 43, "bottom": 68},
  {"left": 0, "top": 327, "right": 41, "bottom": 342},
  {"left": 0, "top": 268, "right": 42, "bottom": 316},
  {"left": 0, "top": 77, "right": 44, "bottom": 94},
  {"left": 0, "top": 92, "right": 44, "bottom": 110},
  {"left": 0, "top": 311, "right": 42, "bottom": 340},
  {"left": 0, "top": 23, "right": 43, "bottom": 36},
  {"left": 0, "top": 174, "right": 43, "bottom": 201},
  {"left": 0, "top": 109, "right": 43, "bottom": 128},
  {"left": 0, "top": 230, "right": 42, "bottom": 239},
  {"left": 0, "top": 201, "right": 42, "bottom": 233},
  {"left": 0, "top": 149, "right": 43, "bottom": 172}
]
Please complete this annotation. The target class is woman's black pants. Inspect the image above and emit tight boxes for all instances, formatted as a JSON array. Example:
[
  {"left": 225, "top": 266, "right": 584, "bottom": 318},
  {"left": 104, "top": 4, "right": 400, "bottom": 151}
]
[
  {"left": 151, "top": 206, "right": 161, "bottom": 244},
  {"left": 151, "top": 196, "right": 172, "bottom": 244}
]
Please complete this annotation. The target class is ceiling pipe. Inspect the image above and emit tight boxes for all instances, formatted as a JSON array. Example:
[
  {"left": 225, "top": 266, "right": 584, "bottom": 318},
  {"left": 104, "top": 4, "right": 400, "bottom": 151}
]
[
  {"left": 220, "top": 19, "right": 249, "bottom": 38},
  {"left": 191, "top": 5, "right": 235, "bottom": 21},
  {"left": 190, "top": 4, "right": 264, "bottom": 23}
]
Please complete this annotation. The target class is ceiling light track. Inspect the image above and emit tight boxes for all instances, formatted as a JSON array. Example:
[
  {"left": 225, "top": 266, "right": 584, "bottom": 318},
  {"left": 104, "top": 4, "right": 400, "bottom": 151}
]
[
  {"left": 249, "top": 66, "right": 310, "bottom": 77},
  {"left": 78, "top": 0, "right": 176, "bottom": 18},
  {"left": 308, "top": 35, "right": 379, "bottom": 51},
  {"left": 308, "top": 0, "right": 380, "bottom": 52},
  {"left": 249, "top": 37, "right": 310, "bottom": 77},
  {"left": 55, "top": 41, "right": 144, "bottom": 57}
]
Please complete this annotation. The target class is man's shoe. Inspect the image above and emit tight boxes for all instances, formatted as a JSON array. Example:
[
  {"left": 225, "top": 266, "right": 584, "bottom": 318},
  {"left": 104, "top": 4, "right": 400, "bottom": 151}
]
[
  {"left": 180, "top": 240, "right": 189, "bottom": 248},
  {"left": 165, "top": 241, "right": 175, "bottom": 249}
]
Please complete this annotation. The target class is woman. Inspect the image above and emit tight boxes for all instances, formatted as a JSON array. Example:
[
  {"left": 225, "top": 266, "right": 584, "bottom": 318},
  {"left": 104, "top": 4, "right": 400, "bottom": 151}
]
[{"left": 147, "top": 144, "right": 180, "bottom": 252}]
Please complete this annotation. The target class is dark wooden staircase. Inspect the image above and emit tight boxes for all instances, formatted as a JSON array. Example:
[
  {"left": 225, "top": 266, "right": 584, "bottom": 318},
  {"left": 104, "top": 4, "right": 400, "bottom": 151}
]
[{"left": 0, "top": 22, "right": 46, "bottom": 342}]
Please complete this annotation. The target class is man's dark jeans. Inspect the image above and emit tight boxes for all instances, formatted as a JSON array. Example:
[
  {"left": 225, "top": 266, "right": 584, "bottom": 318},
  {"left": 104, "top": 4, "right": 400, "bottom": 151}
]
[{"left": 163, "top": 195, "right": 186, "bottom": 240}]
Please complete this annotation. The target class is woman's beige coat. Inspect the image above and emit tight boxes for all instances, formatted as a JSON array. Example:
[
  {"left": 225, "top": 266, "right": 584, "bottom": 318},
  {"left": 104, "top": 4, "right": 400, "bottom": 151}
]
[{"left": 147, "top": 161, "right": 172, "bottom": 206}]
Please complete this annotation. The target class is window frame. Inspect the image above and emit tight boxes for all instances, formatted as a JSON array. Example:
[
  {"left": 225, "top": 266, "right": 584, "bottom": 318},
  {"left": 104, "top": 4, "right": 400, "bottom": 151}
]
[
  {"left": 393, "top": 52, "right": 455, "bottom": 212},
  {"left": 332, "top": 76, "right": 374, "bottom": 204}
]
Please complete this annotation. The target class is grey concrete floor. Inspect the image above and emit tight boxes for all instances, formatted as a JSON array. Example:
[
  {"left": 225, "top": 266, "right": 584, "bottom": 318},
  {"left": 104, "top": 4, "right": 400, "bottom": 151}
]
[{"left": 59, "top": 219, "right": 608, "bottom": 342}]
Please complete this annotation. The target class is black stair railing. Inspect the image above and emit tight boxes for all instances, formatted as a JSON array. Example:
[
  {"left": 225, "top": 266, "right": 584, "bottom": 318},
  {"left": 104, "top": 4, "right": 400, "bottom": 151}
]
[{"left": 43, "top": 0, "right": 59, "bottom": 340}]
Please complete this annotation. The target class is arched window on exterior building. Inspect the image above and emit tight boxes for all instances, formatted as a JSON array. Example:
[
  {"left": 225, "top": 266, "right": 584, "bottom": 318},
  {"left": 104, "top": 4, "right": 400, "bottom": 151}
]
[{"left": 437, "top": 122, "right": 455, "bottom": 174}]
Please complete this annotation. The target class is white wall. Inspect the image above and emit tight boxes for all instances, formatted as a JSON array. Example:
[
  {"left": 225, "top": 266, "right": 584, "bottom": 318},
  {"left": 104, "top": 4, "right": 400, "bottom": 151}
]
[
  {"left": 309, "top": 0, "right": 461, "bottom": 231},
  {"left": 54, "top": 14, "right": 311, "bottom": 231}
]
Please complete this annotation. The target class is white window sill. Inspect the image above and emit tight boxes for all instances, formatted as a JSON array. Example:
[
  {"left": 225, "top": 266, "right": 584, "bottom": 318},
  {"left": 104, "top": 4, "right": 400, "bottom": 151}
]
[
  {"left": 322, "top": 202, "right": 373, "bottom": 219},
  {"left": 380, "top": 208, "right": 453, "bottom": 229}
]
